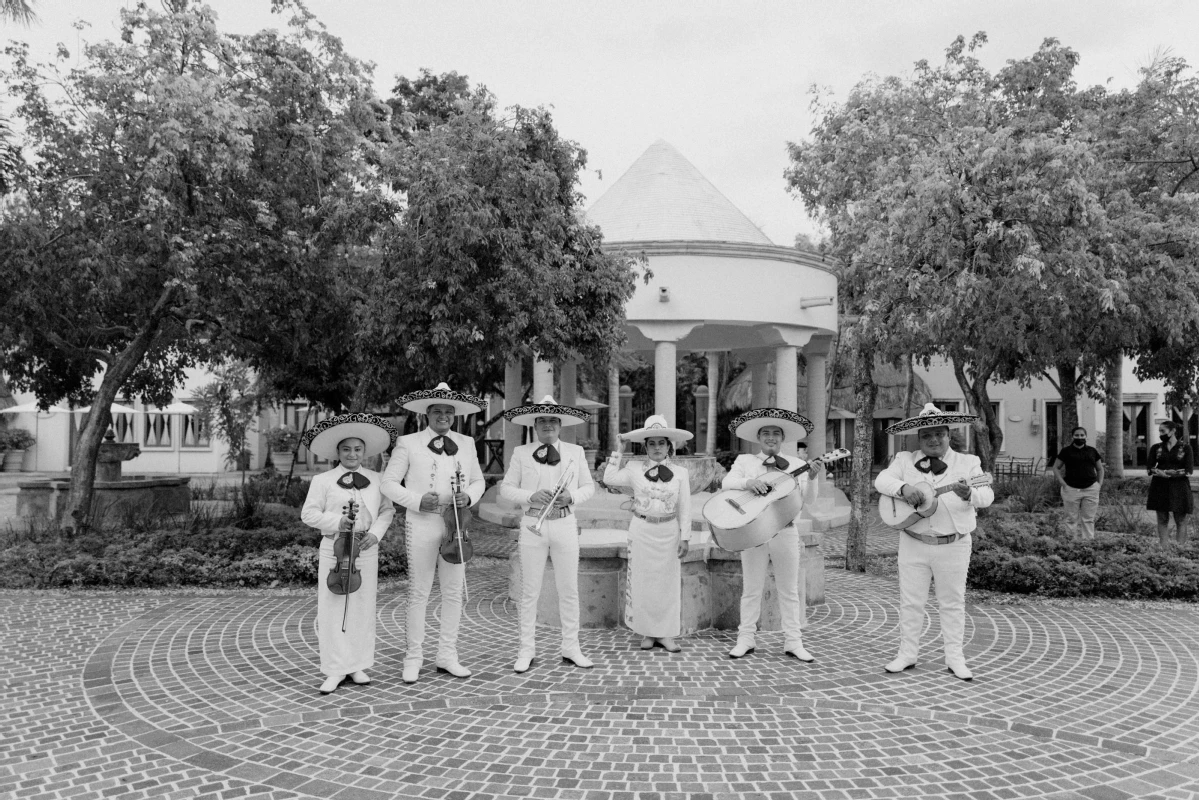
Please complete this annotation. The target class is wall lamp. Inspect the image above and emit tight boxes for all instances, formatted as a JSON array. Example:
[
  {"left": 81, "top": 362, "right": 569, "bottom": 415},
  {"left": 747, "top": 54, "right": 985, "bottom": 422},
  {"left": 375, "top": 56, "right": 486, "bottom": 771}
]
[
  {"left": 800, "top": 296, "right": 834, "bottom": 308},
  {"left": 658, "top": 286, "right": 670, "bottom": 302}
]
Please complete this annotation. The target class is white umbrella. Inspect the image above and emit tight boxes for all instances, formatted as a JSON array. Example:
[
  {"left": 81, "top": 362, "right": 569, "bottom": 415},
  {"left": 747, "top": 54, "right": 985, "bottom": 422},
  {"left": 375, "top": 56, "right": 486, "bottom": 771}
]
[
  {"left": 0, "top": 401, "right": 72, "bottom": 414},
  {"left": 74, "top": 403, "right": 145, "bottom": 415},
  {"left": 153, "top": 402, "right": 200, "bottom": 472}
]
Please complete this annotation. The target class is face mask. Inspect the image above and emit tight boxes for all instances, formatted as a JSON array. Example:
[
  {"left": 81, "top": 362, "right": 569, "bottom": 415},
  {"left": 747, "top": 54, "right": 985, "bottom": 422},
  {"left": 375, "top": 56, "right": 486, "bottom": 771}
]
[
  {"left": 1161, "top": 433, "right": 1171, "bottom": 442},
  {"left": 1072, "top": 437, "right": 1085, "bottom": 445}
]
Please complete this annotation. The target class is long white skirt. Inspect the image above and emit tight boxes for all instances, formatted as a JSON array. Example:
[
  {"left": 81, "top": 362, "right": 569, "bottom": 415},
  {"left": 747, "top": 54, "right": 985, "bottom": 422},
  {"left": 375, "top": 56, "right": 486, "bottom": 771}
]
[
  {"left": 317, "top": 536, "right": 378, "bottom": 676},
  {"left": 625, "top": 517, "right": 681, "bottom": 638}
]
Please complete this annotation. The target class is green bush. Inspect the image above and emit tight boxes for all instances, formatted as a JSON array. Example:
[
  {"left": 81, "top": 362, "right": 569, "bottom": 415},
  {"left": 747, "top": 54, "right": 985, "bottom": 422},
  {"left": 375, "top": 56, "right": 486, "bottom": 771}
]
[
  {"left": 992, "top": 475, "right": 1060, "bottom": 512},
  {"left": 1100, "top": 476, "right": 1149, "bottom": 503},
  {"left": 970, "top": 512, "right": 1199, "bottom": 599}
]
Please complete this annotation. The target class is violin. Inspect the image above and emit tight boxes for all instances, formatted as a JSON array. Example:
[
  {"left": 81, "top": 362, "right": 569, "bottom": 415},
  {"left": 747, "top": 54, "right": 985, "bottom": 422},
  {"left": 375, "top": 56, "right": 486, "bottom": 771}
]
[
  {"left": 327, "top": 497, "right": 362, "bottom": 631},
  {"left": 440, "top": 467, "right": 474, "bottom": 564}
]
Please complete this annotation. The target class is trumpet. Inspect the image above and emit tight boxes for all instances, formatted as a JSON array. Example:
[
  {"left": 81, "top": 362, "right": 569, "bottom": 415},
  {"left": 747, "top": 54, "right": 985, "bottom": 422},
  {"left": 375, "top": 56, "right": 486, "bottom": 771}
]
[{"left": 526, "top": 464, "right": 575, "bottom": 536}]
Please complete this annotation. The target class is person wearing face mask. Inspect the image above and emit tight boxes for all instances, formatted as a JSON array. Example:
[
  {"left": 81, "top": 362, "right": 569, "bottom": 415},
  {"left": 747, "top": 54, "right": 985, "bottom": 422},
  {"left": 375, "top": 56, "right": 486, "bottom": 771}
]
[
  {"left": 381, "top": 383, "right": 486, "bottom": 685},
  {"left": 1052, "top": 426, "right": 1105, "bottom": 540},
  {"left": 501, "top": 396, "right": 597, "bottom": 673},
  {"left": 1147, "top": 420, "right": 1193, "bottom": 546},
  {"left": 875, "top": 403, "right": 993, "bottom": 681},
  {"left": 300, "top": 413, "right": 398, "bottom": 694},
  {"left": 603, "top": 415, "right": 693, "bottom": 653},
  {"left": 721, "top": 408, "right": 818, "bottom": 663}
]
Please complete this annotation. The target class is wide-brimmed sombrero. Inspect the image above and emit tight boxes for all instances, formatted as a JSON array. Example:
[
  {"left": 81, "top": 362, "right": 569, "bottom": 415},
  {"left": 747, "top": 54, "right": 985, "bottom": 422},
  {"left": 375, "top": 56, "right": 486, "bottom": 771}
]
[
  {"left": 730, "top": 408, "right": 814, "bottom": 442},
  {"left": 885, "top": 403, "right": 978, "bottom": 435},
  {"left": 503, "top": 395, "right": 589, "bottom": 428},
  {"left": 621, "top": 414, "right": 693, "bottom": 445},
  {"left": 399, "top": 382, "right": 484, "bottom": 416},
  {"left": 301, "top": 413, "right": 399, "bottom": 460}
]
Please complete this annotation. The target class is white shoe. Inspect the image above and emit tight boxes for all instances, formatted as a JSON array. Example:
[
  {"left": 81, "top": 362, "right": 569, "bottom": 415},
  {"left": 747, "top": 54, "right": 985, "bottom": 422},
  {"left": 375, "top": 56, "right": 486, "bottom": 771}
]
[
  {"left": 728, "top": 641, "right": 755, "bottom": 659},
  {"left": 435, "top": 660, "right": 471, "bottom": 678},
  {"left": 319, "top": 675, "right": 344, "bottom": 694},
  {"left": 561, "top": 650, "right": 594, "bottom": 669},
  {"left": 350, "top": 670, "right": 370, "bottom": 685},
  {"left": 946, "top": 660, "right": 974, "bottom": 681},
  {"left": 401, "top": 664, "right": 420, "bottom": 684},
  {"left": 784, "top": 646, "right": 814, "bottom": 662},
  {"left": 884, "top": 657, "right": 917, "bottom": 673},
  {"left": 513, "top": 656, "right": 534, "bottom": 674}
]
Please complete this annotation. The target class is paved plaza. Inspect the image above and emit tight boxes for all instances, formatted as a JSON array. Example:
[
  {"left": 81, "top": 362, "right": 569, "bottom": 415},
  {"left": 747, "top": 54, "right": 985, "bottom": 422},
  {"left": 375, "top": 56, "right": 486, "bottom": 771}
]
[{"left": 2, "top": 517, "right": 1199, "bottom": 800}]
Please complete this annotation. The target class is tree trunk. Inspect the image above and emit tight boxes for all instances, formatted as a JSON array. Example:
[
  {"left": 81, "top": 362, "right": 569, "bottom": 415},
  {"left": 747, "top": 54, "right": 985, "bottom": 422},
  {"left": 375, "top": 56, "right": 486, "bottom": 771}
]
[
  {"left": 348, "top": 374, "right": 372, "bottom": 414},
  {"left": 1056, "top": 359, "right": 1081, "bottom": 437},
  {"left": 902, "top": 354, "right": 915, "bottom": 418},
  {"left": 952, "top": 358, "right": 1002, "bottom": 473},
  {"left": 607, "top": 360, "right": 620, "bottom": 454},
  {"left": 1104, "top": 357, "right": 1124, "bottom": 478},
  {"left": 845, "top": 332, "right": 876, "bottom": 573}
]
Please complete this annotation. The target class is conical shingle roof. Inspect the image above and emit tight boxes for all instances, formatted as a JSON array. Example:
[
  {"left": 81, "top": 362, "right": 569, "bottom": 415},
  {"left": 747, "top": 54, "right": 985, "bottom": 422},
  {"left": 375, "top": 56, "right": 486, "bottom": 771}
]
[{"left": 587, "top": 140, "right": 773, "bottom": 245}]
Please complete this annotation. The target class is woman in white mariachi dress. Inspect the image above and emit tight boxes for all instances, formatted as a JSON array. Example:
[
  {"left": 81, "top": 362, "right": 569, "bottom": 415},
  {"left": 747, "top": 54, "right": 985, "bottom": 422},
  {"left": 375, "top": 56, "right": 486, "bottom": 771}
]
[
  {"left": 603, "top": 415, "right": 692, "bottom": 652},
  {"left": 300, "top": 413, "right": 398, "bottom": 695}
]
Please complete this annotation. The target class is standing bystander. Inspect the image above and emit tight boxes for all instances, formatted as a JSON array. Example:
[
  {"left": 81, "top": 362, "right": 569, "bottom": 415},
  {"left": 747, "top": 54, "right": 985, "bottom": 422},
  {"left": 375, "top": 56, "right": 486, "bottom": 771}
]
[{"left": 1052, "top": 427, "right": 1105, "bottom": 540}]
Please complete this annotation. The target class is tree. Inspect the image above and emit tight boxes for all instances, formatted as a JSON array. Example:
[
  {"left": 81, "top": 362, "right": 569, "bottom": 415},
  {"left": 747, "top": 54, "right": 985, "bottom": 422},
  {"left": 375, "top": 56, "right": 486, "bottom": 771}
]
[
  {"left": 0, "top": 1, "right": 35, "bottom": 25},
  {"left": 0, "top": 0, "right": 393, "bottom": 529},
  {"left": 192, "top": 361, "right": 269, "bottom": 483},
  {"left": 0, "top": 0, "right": 36, "bottom": 192}
]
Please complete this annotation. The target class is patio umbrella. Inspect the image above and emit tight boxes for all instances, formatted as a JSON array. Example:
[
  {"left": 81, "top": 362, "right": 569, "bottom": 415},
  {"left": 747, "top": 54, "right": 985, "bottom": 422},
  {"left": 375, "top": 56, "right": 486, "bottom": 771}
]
[
  {"left": 153, "top": 402, "right": 200, "bottom": 473},
  {"left": 74, "top": 403, "right": 145, "bottom": 415}
]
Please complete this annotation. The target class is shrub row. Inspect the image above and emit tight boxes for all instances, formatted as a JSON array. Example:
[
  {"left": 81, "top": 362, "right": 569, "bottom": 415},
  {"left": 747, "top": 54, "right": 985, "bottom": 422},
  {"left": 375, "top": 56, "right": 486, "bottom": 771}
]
[{"left": 969, "top": 512, "right": 1199, "bottom": 600}]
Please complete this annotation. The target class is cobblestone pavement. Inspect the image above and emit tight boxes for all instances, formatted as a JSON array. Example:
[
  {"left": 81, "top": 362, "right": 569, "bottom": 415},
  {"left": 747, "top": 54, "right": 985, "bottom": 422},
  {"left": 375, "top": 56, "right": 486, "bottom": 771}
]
[{"left": 4, "top": 524, "right": 1199, "bottom": 800}]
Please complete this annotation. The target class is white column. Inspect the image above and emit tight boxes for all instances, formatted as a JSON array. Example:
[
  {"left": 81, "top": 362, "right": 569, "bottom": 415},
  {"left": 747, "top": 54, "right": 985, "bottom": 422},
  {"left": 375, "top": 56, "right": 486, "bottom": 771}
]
[
  {"left": 560, "top": 359, "right": 578, "bottom": 444},
  {"left": 504, "top": 359, "right": 523, "bottom": 465},
  {"left": 654, "top": 340, "right": 677, "bottom": 427},
  {"left": 532, "top": 357, "right": 553, "bottom": 401},
  {"left": 805, "top": 338, "right": 831, "bottom": 458},
  {"left": 706, "top": 352, "right": 720, "bottom": 456},
  {"left": 775, "top": 345, "right": 799, "bottom": 456},
  {"left": 747, "top": 360, "right": 770, "bottom": 454}
]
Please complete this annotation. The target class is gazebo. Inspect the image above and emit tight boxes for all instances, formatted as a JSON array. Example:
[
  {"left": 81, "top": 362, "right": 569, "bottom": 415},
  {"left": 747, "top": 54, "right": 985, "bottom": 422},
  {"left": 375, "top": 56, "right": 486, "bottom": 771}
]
[{"left": 500, "top": 139, "right": 838, "bottom": 459}]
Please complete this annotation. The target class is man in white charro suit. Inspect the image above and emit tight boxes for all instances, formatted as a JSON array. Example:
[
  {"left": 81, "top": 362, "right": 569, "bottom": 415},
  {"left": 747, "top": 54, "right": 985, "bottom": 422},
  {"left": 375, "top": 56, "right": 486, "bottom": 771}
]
[
  {"left": 874, "top": 403, "right": 994, "bottom": 681},
  {"left": 500, "top": 395, "right": 596, "bottom": 674},
  {"left": 381, "top": 382, "right": 485, "bottom": 684}
]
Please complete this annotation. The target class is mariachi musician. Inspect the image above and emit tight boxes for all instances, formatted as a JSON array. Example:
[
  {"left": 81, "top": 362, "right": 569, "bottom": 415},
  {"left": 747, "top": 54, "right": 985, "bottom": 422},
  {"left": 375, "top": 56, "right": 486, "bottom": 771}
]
[
  {"left": 500, "top": 395, "right": 596, "bottom": 674},
  {"left": 721, "top": 408, "right": 816, "bottom": 663},
  {"left": 300, "top": 413, "right": 398, "bottom": 694},
  {"left": 381, "top": 383, "right": 486, "bottom": 685},
  {"left": 874, "top": 403, "right": 993, "bottom": 681}
]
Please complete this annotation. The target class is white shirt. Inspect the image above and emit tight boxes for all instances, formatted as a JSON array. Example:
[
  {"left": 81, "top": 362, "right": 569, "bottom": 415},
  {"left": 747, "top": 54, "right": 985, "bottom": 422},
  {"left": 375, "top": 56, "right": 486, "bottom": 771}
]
[
  {"left": 380, "top": 427, "right": 485, "bottom": 512},
  {"left": 874, "top": 448, "right": 994, "bottom": 535},
  {"left": 301, "top": 465, "right": 395, "bottom": 539},
  {"left": 499, "top": 440, "right": 596, "bottom": 509}
]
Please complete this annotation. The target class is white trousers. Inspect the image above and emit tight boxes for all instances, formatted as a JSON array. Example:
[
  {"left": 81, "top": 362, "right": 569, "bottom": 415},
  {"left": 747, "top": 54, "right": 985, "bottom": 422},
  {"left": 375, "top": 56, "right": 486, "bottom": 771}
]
[
  {"left": 516, "top": 515, "right": 581, "bottom": 658},
  {"left": 738, "top": 525, "right": 803, "bottom": 650},
  {"left": 896, "top": 531, "right": 972, "bottom": 662},
  {"left": 317, "top": 538, "right": 378, "bottom": 676},
  {"left": 404, "top": 512, "right": 464, "bottom": 668},
  {"left": 1061, "top": 484, "right": 1100, "bottom": 540}
]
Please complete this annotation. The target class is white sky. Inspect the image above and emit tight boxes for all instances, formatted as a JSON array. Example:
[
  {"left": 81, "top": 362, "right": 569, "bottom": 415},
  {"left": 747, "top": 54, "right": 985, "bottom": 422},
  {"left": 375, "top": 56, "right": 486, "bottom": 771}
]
[{"left": 6, "top": 1, "right": 1199, "bottom": 246}]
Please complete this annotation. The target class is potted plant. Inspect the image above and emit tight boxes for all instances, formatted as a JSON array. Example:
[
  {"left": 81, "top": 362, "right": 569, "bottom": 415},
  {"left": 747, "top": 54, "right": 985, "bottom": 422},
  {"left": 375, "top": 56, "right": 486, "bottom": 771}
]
[
  {"left": 1, "top": 428, "right": 35, "bottom": 472},
  {"left": 263, "top": 425, "right": 300, "bottom": 472}
]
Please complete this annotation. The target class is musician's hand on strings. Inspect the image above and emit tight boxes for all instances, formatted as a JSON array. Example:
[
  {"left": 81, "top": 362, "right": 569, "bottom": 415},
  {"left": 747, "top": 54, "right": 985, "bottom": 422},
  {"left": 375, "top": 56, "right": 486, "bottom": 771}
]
[
  {"left": 951, "top": 480, "right": 972, "bottom": 501},
  {"left": 747, "top": 478, "right": 770, "bottom": 496},
  {"left": 419, "top": 492, "right": 440, "bottom": 513},
  {"left": 453, "top": 491, "right": 470, "bottom": 508},
  {"left": 900, "top": 484, "right": 924, "bottom": 505},
  {"left": 553, "top": 489, "right": 572, "bottom": 508},
  {"left": 530, "top": 489, "right": 555, "bottom": 506}
]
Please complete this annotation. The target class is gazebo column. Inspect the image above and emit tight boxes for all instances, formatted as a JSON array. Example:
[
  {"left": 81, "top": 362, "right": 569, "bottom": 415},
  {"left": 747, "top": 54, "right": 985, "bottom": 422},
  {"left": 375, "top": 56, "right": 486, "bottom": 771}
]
[
  {"left": 775, "top": 345, "right": 799, "bottom": 456},
  {"left": 560, "top": 358, "right": 578, "bottom": 444},
  {"left": 804, "top": 336, "right": 832, "bottom": 458},
  {"left": 654, "top": 340, "right": 678, "bottom": 426},
  {"left": 744, "top": 350, "right": 773, "bottom": 453},
  {"left": 706, "top": 351, "right": 720, "bottom": 455},
  {"left": 532, "top": 357, "right": 553, "bottom": 400},
  {"left": 503, "top": 359, "right": 523, "bottom": 465}
]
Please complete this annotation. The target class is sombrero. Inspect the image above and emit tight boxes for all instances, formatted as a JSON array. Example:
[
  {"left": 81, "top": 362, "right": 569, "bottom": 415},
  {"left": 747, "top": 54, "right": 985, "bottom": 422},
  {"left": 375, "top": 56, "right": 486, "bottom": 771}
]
[
  {"left": 503, "top": 395, "right": 589, "bottom": 428},
  {"left": 885, "top": 403, "right": 979, "bottom": 435},
  {"left": 730, "top": 408, "right": 814, "bottom": 442},
  {"left": 301, "top": 413, "right": 399, "bottom": 460},
  {"left": 399, "top": 382, "right": 484, "bottom": 416},
  {"left": 621, "top": 414, "right": 693, "bottom": 445}
]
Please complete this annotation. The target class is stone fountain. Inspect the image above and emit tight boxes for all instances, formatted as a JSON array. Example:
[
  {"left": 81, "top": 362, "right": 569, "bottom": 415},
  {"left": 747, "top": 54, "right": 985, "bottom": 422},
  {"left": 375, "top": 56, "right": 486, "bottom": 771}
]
[{"left": 17, "top": 431, "right": 190, "bottom": 527}]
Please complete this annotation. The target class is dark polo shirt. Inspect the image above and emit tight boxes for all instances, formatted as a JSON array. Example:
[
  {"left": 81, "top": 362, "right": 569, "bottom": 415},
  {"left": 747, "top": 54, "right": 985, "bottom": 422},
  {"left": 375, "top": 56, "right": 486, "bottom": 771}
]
[{"left": 1054, "top": 444, "right": 1103, "bottom": 489}]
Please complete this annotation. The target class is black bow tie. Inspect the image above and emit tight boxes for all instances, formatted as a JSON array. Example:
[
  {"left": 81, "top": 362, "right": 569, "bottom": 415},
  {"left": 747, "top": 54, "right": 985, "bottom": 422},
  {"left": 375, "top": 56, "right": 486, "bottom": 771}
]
[
  {"left": 337, "top": 471, "right": 371, "bottom": 490},
  {"left": 644, "top": 464, "right": 673, "bottom": 482},
  {"left": 915, "top": 456, "right": 948, "bottom": 475},
  {"left": 533, "top": 444, "right": 561, "bottom": 465},
  {"left": 428, "top": 435, "right": 458, "bottom": 456},
  {"left": 762, "top": 454, "right": 789, "bottom": 471}
]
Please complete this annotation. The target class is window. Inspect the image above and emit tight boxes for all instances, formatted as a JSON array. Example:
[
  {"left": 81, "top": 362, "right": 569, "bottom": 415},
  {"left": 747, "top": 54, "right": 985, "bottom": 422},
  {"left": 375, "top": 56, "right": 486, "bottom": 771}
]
[
  {"left": 180, "top": 413, "right": 211, "bottom": 448},
  {"left": 933, "top": 400, "right": 961, "bottom": 412},
  {"left": 144, "top": 412, "right": 172, "bottom": 448}
]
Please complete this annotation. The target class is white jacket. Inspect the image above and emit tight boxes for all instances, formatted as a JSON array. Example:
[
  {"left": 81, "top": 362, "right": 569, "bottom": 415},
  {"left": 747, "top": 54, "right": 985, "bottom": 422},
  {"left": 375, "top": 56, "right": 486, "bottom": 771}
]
[
  {"left": 380, "top": 427, "right": 486, "bottom": 513},
  {"left": 874, "top": 448, "right": 994, "bottom": 535},
  {"left": 301, "top": 465, "right": 395, "bottom": 540},
  {"left": 499, "top": 440, "right": 596, "bottom": 509}
]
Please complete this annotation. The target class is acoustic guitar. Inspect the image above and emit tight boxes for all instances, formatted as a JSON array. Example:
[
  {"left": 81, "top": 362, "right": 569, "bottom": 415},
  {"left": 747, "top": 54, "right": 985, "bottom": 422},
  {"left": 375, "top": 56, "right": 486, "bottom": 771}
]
[
  {"left": 704, "top": 448, "right": 850, "bottom": 552},
  {"left": 877, "top": 474, "right": 993, "bottom": 529}
]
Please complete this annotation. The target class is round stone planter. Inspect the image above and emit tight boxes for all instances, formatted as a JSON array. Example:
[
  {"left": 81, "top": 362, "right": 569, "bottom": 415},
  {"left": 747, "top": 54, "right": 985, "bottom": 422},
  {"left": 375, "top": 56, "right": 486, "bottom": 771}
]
[{"left": 2, "top": 449, "right": 25, "bottom": 472}]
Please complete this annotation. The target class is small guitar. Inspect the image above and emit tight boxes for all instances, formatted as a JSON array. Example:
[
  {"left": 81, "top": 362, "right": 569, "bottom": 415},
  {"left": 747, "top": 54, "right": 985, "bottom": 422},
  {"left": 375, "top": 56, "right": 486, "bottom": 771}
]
[
  {"left": 704, "top": 448, "right": 851, "bottom": 552},
  {"left": 877, "top": 474, "right": 993, "bottom": 529}
]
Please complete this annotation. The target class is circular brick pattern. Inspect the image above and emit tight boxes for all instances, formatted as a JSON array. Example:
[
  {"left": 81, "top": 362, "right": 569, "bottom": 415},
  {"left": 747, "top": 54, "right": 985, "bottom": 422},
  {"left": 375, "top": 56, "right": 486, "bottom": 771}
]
[{"left": 63, "top": 560, "right": 1199, "bottom": 799}]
